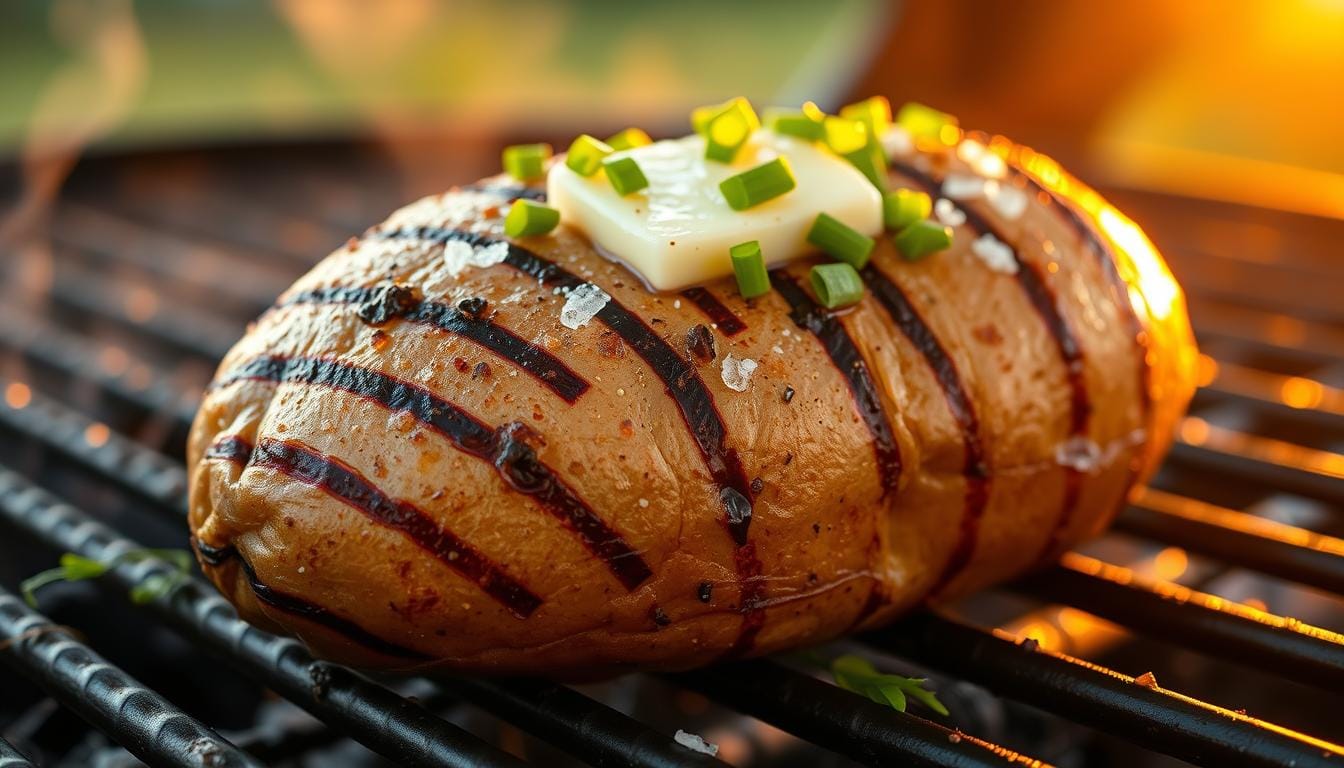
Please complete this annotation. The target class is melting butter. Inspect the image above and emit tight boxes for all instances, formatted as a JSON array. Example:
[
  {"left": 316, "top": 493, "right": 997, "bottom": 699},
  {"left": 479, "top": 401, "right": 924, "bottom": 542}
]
[{"left": 547, "top": 131, "right": 881, "bottom": 291}]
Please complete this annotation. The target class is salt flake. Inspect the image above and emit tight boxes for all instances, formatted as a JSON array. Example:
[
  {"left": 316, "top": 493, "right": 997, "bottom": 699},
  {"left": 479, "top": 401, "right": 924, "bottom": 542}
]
[
  {"left": 443, "top": 239, "right": 509, "bottom": 275},
  {"left": 942, "top": 174, "right": 987, "bottom": 200},
  {"left": 988, "top": 184, "right": 1028, "bottom": 221},
  {"left": 720, "top": 354, "right": 758, "bottom": 392},
  {"left": 1056, "top": 435, "right": 1103, "bottom": 472},
  {"left": 559, "top": 283, "right": 610, "bottom": 329},
  {"left": 674, "top": 730, "right": 719, "bottom": 757},
  {"left": 934, "top": 198, "right": 966, "bottom": 227},
  {"left": 971, "top": 233, "right": 1018, "bottom": 274},
  {"left": 881, "top": 126, "right": 914, "bottom": 158}
]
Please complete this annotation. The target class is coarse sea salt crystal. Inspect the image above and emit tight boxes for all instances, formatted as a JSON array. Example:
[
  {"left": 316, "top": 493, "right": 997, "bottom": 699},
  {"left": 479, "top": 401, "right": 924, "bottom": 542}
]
[
  {"left": 988, "top": 184, "right": 1029, "bottom": 221},
  {"left": 934, "top": 198, "right": 966, "bottom": 227},
  {"left": 674, "top": 730, "right": 719, "bottom": 757},
  {"left": 559, "top": 283, "right": 610, "bottom": 329},
  {"left": 881, "top": 126, "right": 914, "bottom": 158},
  {"left": 971, "top": 233, "right": 1018, "bottom": 274},
  {"left": 720, "top": 354, "right": 758, "bottom": 392},
  {"left": 1056, "top": 435, "right": 1103, "bottom": 472},
  {"left": 443, "top": 239, "right": 509, "bottom": 275},
  {"left": 942, "top": 173, "right": 987, "bottom": 200}
]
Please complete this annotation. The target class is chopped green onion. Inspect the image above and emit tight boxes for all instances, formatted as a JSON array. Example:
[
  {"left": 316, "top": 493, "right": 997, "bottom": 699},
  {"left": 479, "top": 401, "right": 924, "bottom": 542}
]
[
  {"left": 894, "top": 219, "right": 954, "bottom": 261},
  {"left": 602, "top": 156, "right": 650, "bottom": 196},
  {"left": 565, "top": 134, "right": 613, "bottom": 177},
  {"left": 801, "top": 100, "right": 826, "bottom": 122},
  {"left": 896, "top": 102, "right": 958, "bottom": 143},
  {"left": 807, "top": 213, "right": 876, "bottom": 269},
  {"left": 809, "top": 262, "right": 865, "bottom": 309},
  {"left": 705, "top": 104, "right": 753, "bottom": 162},
  {"left": 504, "top": 199, "right": 560, "bottom": 237},
  {"left": 730, "top": 240, "right": 770, "bottom": 299},
  {"left": 882, "top": 188, "right": 932, "bottom": 232},
  {"left": 718, "top": 157, "right": 796, "bottom": 211},
  {"left": 842, "top": 140, "right": 888, "bottom": 191},
  {"left": 502, "top": 143, "right": 552, "bottom": 181},
  {"left": 823, "top": 116, "right": 869, "bottom": 155},
  {"left": 605, "top": 127, "right": 652, "bottom": 151},
  {"left": 840, "top": 96, "right": 892, "bottom": 140},
  {"left": 692, "top": 97, "right": 760, "bottom": 136},
  {"left": 764, "top": 108, "right": 825, "bottom": 141}
]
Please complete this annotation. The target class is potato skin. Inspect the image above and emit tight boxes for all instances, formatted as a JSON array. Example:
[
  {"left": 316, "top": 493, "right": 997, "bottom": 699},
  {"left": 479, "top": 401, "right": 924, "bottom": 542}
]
[{"left": 188, "top": 140, "right": 1196, "bottom": 675}]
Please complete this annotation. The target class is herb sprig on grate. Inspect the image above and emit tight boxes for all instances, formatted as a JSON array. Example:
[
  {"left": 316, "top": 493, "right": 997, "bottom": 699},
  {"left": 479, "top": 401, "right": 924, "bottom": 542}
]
[
  {"left": 21, "top": 549, "right": 194, "bottom": 607},
  {"left": 827, "top": 653, "right": 949, "bottom": 716}
]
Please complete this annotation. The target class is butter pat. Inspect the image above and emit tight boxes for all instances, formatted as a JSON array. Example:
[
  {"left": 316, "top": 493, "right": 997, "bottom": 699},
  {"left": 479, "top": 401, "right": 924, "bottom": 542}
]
[{"left": 547, "top": 131, "right": 881, "bottom": 291}]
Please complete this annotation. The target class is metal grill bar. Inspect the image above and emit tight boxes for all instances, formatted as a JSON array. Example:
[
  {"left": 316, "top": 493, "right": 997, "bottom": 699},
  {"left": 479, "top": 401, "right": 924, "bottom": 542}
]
[
  {"left": 1016, "top": 555, "right": 1344, "bottom": 690},
  {"left": 0, "top": 468, "right": 528, "bottom": 768},
  {"left": 1169, "top": 428, "right": 1344, "bottom": 506},
  {"left": 0, "top": 586, "right": 261, "bottom": 768},
  {"left": 439, "top": 678, "right": 728, "bottom": 768},
  {"left": 0, "top": 736, "right": 36, "bottom": 768},
  {"left": 867, "top": 615, "right": 1344, "bottom": 768},
  {"left": 669, "top": 661, "right": 1047, "bottom": 768},
  {"left": 1115, "top": 490, "right": 1344, "bottom": 596}
]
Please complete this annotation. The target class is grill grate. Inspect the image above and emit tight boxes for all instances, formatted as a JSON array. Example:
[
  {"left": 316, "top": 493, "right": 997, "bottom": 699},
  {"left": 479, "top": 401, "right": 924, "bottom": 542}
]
[{"left": 1, "top": 144, "right": 1341, "bottom": 767}]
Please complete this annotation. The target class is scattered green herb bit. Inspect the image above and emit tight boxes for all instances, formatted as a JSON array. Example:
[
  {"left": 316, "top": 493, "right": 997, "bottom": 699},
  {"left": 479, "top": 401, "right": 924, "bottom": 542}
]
[
  {"left": 692, "top": 97, "right": 760, "bottom": 136},
  {"left": 809, "top": 262, "right": 865, "bottom": 309},
  {"left": 718, "top": 157, "right": 796, "bottom": 211},
  {"left": 896, "top": 102, "right": 958, "bottom": 143},
  {"left": 605, "top": 127, "right": 652, "bottom": 151},
  {"left": 565, "top": 134, "right": 613, "bottom": 177},
  {"left": 504, "top": 199, "right": 561, "bottom": 237},
  {"left": 705, "top": 104, "right": 754, "bottom": 163},
  {"left": 801, "top": 100, "right": 826, "bottom": 122},
  {"left": 602, "top": 156, "right": 650, "bottom": 196},
  {"left": 894, "top": 219, "right": 954, "bottom": 261},
  {"left": 842, "top": 139, "right": 888, "bottom": 191},
  {"left": 823, "top": 116, "right": 869, "bottom": 156},
  {"left": 840, "top": 96, "right": 892, "bottom": 140},
  {"left": 830, "top": 654, "right": 949, "bottom": 716},
  {"left": 730, "top": 241, "right": 770, "bottom": 299},
  {"left": 883, "top": 188, "right": 933, "bottom": 232},
  {"left": 807, "top": 213, "right": 876, "bottom": 269},
  {"left": 502, "top": 143, "right": 552, "bottom": 181},
  {"left": 21, "top": 549, "right": 194, "bottom": 608},
  {"left": 764, "top": 107, "right": 825, "bottom": 142}
]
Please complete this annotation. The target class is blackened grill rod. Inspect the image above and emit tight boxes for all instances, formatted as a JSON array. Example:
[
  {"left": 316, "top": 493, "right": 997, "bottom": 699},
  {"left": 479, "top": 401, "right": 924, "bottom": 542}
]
[
  {"left": 1015, "top": 553, "right": 1344, "bottom": 691},
  {"left": 0, "top": 736, "right": 36, "bottom": 768},
  {"left": 0, "top": 468, "right": 528, "bottom": 768},
  {"left": 867, "top": 615, "right": 1344, "bottom": 768},
  {"left": 1116, "top": 490, "right": 1344, "bottom": 596},
  {"left": 669, "top": 661, "right": 1049, "bottom": 768},
  {"left": 0, "top": 587, "right": 262, "bottom": 768}
]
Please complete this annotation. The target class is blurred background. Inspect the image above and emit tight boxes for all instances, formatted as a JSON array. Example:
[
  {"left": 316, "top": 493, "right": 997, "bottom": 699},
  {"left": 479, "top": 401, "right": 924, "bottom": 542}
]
[{"left": 1, "top": 2, "right": 1343, "bottom": 768}]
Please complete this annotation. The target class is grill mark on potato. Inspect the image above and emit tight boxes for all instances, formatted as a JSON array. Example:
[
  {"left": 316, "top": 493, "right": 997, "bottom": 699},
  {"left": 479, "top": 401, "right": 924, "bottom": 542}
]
[
  {"left": 891, "top": 160, "right": 1090, "bottom": 562},
  {"left": 376, "top": 227, "right": 769, "bottom": 655},
  {"left": 862, "top": 265, "right": 990, "bottom": 593},
  {"left": 215, "top": 356, "right": 653, "bottom": 591},
  {"left": 276, "top": 287, "right": 589, "bottom": 404},
  {"left": 188, "top": 533, "right": 430, "bottom": 660},
  {"left": 248, "top": 437, "right": 544, "bottom": 619},
  {"left": 769, "top": 271, "right": 903, "bottom": 494},
  {"left": 679, "top": 286, "right": 747, "bottom": 336},
  {"left": 1006, "top": 159, "right": 1151, "bottom": 435}
]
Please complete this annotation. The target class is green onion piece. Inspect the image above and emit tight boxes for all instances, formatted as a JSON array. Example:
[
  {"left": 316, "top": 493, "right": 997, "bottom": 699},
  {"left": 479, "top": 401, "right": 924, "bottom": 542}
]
[
  {"left": 730, "top": 240, "right": 770, "bottom": 298},
  {"left": 842, "top": 140, "right": 888, "bottom": 191},
  {"left": 823, "top": 116, "right": 869, "bottom": 155},
  {"left": 565, "top": 134, "right": 613, "bottom": 177},
  {"left": 807, "top": 213, "right": 876, "bottom": 269},
  {"left": 882, "top": 188, "right": 933, "bottom": 232},
  {"left": 764, "top": 108, "right": 825, "bottom": 141},
  {"left": 802, "top": 100, "right": 826, "bottom": 122},
  {"left": 605, "top": 127, "right": 652, "bottom": 151},
  {"left": 504, "top": 199, "right": 561, "bottom": 237},
  {"left": 840, "top": 96, "right": 892, "bottom": 140},
  {"left": 810, "top": 262, "right": 865, "bottom": 308},
  {"left": 894, "top": 219, "right": 954, "bottom": 261},
  {"left": 602, "top": 156, "right": 650, "bottom": 196},
  {"left": 705, "top": 105, "right": 752, "bottom": 163},
  {"left": 502, "top": 143, "right": 552, "bottom": 181},
  {"left": 896, "top": 102, "right": 958, "bottom": 142},
  {"left": 718, "top": 157, "right": 796, "bottom": 211},
  {"left": 692, "top": 97, "right": 760, "bottom": 136}
]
